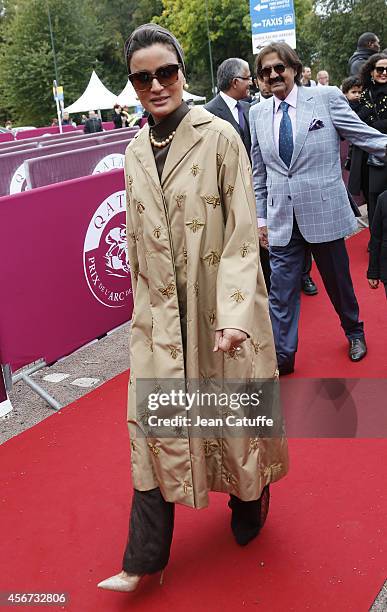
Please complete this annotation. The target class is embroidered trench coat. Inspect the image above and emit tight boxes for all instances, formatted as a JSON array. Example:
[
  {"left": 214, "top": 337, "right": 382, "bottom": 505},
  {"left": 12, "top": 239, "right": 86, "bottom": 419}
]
[{"left": 125, "top": 106, "right": 288, "bottom": 509}]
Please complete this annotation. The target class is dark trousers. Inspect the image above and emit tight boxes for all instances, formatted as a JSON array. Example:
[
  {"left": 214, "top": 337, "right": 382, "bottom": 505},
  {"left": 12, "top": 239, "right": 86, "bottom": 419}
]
[
  {"left": 261, "top": 244, "right": 313, "bottom": 294},
  {"left": 269, "top": 219, "right": 364, "bottom": 370},
  {"left": 122, "top": 488, "right": 174, "bottom": 575},
  {"left": 122, "top": 487, "right": 266, "bottom": 573}
]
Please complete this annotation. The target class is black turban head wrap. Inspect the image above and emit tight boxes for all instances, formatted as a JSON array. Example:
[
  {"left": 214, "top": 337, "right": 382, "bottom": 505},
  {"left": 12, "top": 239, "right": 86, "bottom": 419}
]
[{"left": 124, "top": 23, "right": 186, "bottom": 76}]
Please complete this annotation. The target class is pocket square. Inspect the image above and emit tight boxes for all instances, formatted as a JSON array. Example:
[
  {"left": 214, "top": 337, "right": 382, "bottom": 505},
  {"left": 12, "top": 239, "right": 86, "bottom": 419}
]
[{"left": 309, "top": 119, "right": 325, "bottom": 131}]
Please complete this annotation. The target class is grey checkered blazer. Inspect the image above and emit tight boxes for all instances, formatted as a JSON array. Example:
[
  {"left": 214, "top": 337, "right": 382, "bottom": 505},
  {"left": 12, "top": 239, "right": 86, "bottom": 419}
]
[{"left": 250, "top": 85, "right": 387, "bottom": 246}]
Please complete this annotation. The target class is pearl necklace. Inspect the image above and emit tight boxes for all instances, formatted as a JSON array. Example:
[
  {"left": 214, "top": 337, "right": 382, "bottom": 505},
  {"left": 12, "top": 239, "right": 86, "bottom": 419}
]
[{"left": 150, "top": 129, "right": 176, "bottom": 149}]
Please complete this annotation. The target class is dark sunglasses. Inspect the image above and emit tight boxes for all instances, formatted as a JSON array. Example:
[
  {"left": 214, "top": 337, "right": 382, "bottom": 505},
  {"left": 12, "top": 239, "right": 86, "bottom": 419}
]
[
  {"left": 258, "top": 63, "right": 287, "bottom": 79},
  {"left": 375, "top": 66, "right": 387, "bottom": 75},
  {"left": 128, "top": 63, "right": 181, "bottom": 91}
]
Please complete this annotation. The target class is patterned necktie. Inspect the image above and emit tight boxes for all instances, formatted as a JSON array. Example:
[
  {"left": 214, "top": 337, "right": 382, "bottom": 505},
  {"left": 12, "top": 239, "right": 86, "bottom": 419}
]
[
  {"left": 279, "top": 101, "right": 293, "bottom": 167},
  {"left": 236, "top": 101, "right": 246, "bottom": 131}
]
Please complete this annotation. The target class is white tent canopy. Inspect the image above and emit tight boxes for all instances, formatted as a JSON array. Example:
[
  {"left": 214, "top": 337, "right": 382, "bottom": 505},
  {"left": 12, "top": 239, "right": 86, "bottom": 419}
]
[
  {"left": 64, "top": 71, "right": 117, "bottom": 113},
  {"left": 116, "top": 80, "right": 139, "bottom": 107},
  {"left": 183, "top": 89, "right": 206, "bottom": 103}
]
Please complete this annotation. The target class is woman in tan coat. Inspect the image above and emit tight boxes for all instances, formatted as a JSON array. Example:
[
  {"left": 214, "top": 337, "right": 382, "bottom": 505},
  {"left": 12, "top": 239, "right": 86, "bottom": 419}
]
[{"left": 98, "top": 24, "right": 288, "bottom": 593}]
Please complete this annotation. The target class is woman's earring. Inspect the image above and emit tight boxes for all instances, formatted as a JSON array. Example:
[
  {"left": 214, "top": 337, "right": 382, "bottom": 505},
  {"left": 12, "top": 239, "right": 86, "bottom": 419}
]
[
  {"left": 371, "top": 76, "right": 375, "bottom": 84},
  {"left": 183, "top": 83, "right": 189, "bottom": 90}
]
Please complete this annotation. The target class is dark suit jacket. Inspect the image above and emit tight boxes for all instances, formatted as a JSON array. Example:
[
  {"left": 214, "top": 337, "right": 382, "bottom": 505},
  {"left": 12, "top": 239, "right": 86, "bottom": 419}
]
[{"left": 204, "top": 94, "right": 251, "bottom": 158}]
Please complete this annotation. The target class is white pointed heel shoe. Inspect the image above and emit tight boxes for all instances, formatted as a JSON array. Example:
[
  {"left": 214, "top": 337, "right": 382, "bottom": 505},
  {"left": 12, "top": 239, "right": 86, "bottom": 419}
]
[
  {"left": 97, "top": 569, "right": 164, "bottom": 593},
  {"left": 97, "top": 571, "right": 142, "bottom": 592}
]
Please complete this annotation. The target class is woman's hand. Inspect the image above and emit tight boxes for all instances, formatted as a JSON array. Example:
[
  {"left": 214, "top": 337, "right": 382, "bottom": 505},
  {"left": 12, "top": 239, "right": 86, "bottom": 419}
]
[
  {"left": 258, "top": 226, "right": 269, "bottom": 250},
  {"left": 213, "top": 328, "right": 247, "bottom": 352},
  {"left": 368, "top": 279, "right": 379, "bottom": 289}
]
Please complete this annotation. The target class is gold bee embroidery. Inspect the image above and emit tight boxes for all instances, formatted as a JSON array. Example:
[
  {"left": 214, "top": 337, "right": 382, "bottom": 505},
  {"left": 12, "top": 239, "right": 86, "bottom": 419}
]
[
  {"left": 153, "top": 226, "right": 161, "bottom": 239},
  {"left": 209, "top": 310, "right": 216, "bottom": 325},
  {"left": 175, "top": 194, "right": 186, "bottom": 208},
  {"left": 264, "top": 463, "right": 283, "bottom": 480},
  {"left": 136, "top": 201, "right": 145, "bottom": 214},
  {"left": 191, "top": 164, "right": 200, "bottom": 176},
  {"left": 227, "top": 347, "right": 240, "bottom": 360},
  {"left": 168, "top": 345, "right": 180, "bottom": 359},
  {"left": 240, "top": 243, "right": 250, "bottom": 258},
  {"left": 186, "top": 219, "right": 205, "bottom": 233},
  {"left": 203, "top": 194, "right": 221, "bottom": 209},
  {"left": 251, "top": 340, "right": 261, "bottom": 354},
  {"left": 225, "top": 184, "right": 234, "bottom": 196},
  {"left": 216, "top": 153, "right": 223, "bottom": 167},
  {"left": 230, "top": 290, "right": 245, "bottom": 304},
  {"left": 249, "top": 438, "right": 260, "bottom": 451},
  {"left": 131, "top": 440, "right": 136, "bottom": 452},
  {"left": 203, "top": 439, "right": 218, "bottom": 456},
  {"left": 129, "top": 231, "right": 139, "bottom": 244},
  {"left": 183, "top": 480, "right": 192, "bottom": 494},
  {"left": 224, "top": 470, "right": 237, "bottom": 485},
  {"left": 203, "top": 250, "right": 221, "bottom": 266},
  {"left": 193, "top": 281, "right": 199, "bottom": 296},
  {"left": 159, "top": 282, "right": 176, "bottom": 298},
  {"left": 148, "top": 442, "right": 160, "bottom": 457}
]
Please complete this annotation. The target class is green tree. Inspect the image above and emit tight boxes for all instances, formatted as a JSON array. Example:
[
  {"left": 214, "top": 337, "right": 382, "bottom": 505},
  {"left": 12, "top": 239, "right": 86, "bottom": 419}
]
[
  {"left": 0, "top": 0, "right": 105, "bottom": 125},
  {"left": 157, "top": 0, "right": 253, "bottom": 98},
  {"left": 308, "top": 0, "right": 387, "bottom": 84}
]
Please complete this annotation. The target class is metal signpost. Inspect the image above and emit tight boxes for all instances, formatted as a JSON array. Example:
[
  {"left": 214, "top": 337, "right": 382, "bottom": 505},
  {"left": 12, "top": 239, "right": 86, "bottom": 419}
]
[
  {"left": 52, "top": 80, "right": 64, "bottom": 133},
  {"left": 250, "top": 0, "right": 296, "bottom": 52}
]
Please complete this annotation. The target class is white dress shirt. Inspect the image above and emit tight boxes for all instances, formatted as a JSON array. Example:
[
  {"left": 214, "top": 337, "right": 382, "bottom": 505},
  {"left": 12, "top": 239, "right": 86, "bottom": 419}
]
[
  {"left": 219, "top": 90, "right": 241, "bottom": 125},
  {"left": 258, "top": 84, "right": 298, "bottom": 228}
]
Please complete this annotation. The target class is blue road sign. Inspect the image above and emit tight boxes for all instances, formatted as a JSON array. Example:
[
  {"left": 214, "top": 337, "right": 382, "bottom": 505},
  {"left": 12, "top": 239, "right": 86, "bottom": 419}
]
[{"left": 250, "top": 0, "right": 296, "bottom": 52}]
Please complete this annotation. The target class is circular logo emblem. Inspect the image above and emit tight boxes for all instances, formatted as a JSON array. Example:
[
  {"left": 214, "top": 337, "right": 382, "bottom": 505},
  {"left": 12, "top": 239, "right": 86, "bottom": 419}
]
[
  {"left": 10, "top": 162, "right": 28, "bottom": 194},
  {"left": 83, "top": 190, "right": 132, "bottom": 308},
  {"left": 92, "top": 153, "right": 125, "bottom": 175}
]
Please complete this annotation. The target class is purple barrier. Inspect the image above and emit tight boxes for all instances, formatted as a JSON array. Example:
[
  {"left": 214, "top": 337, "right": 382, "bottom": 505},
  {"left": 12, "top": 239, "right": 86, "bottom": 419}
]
[
  {"left": 0, "top": 143, "right": 38, "bottom": 156},
  {"left": 15, "top": 125, "right": 81, "bottom": 140},
  {"left": 0, "top": 170, "right": 132, "bottom": 371},
  {"left": 0, "top": 126, "right": 138, "bottom": 152},
  {"left": 26, "top": 139, "right": 130, "bottom": 188},
  {"left": 102, "top": 121, "right": 114, "bottom": 130},
  {"left": 0, "top": 138, "right": 101, "bottom": 196},
  {"left": 0, "top": 132, "right": 14, "bottom": 143}
]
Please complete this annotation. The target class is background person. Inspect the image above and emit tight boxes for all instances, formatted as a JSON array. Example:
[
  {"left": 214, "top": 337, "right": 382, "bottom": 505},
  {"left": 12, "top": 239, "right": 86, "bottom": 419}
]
[
  {"left": 204, "top": 58, "right": 271, "bottom": 291},
  {"left": 301, "top": 66, "right": 316, "bottom": 87},
  {"left": 341, "top": 76, "right": 362, "bottom": 109},
  {"left": 97, "top": 23, "right": 288, "bottom": 594},
  {"left": 357, "top": 54, "right": 387, "bottom": 228},
  {"left": 367, "top": 190, "right": 387, "bottom": 298},
  {"left": 112, "top": 103, "right": 123, "bottom": 128},
  {"left": 83, "top": 110, "right": 103, "bottom": 133},
  {"left": 348, "top": 32, "right": 381, "bottom": 76},
  {"left": 316, "top": 70, "right": 329, "bottom": 86}
]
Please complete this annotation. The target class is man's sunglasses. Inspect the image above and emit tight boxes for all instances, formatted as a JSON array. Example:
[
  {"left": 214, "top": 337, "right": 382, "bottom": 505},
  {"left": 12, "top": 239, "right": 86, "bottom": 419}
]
[
  {"left": 128, "top": 63, "right": 181, "bottom": 91},
  {"left": 375, "top": 66, "right": 387, "bottom": 75},
  {"left": 258, "top": 63, "right": 287, "bottom": 79}
]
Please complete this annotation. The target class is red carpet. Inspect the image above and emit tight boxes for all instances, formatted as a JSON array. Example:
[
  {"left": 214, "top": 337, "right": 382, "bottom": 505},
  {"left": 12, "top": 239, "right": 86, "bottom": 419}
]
[
  {"left": 294, "top": 229, "right": 387, "bottom": 377},
  {"left": 1, "top": 230, "right": 386, "bottom": 611}
]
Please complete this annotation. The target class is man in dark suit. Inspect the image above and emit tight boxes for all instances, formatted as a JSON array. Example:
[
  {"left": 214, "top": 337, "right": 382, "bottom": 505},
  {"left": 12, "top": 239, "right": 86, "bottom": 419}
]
[{"left": 205, "top": 58, "right": 271, "bottom": 290}]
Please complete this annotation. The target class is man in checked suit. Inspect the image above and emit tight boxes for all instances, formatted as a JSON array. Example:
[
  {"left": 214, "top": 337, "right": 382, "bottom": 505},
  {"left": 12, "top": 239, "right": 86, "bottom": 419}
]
[
  {"left": 250, "top": 43, "right": 387, "bottom": 374},
  {"left": 205, "top": 57, "right": 271, "bottom": 289}
]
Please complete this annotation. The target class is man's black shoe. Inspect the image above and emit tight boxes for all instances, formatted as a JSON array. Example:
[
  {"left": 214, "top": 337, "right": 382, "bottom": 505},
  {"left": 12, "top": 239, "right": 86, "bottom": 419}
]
[
  {"left": 349, "top": 337, "right": 367, "bottom": 362},
  {"left": 302, "top": 275, "right": 318, "bottom": 296}
]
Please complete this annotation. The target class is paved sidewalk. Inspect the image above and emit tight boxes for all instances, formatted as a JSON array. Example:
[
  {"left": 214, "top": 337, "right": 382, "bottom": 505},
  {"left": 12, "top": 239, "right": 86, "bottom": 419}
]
[{"left": 0, "top": 323, "right": 131, "bottom": 445}]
